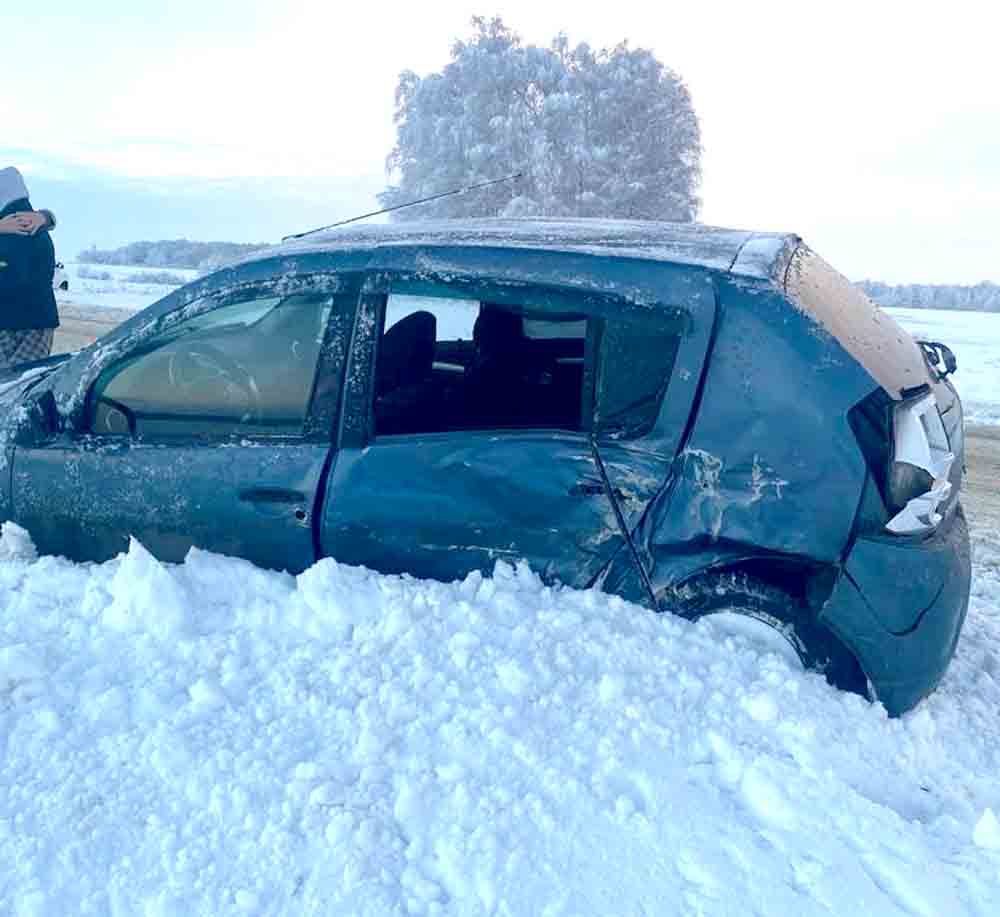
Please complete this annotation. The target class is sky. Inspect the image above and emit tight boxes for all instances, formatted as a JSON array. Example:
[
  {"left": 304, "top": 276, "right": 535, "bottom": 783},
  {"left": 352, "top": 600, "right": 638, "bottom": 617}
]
[{"left": 1, "top": 0, "right": 997, "bottom": 283}]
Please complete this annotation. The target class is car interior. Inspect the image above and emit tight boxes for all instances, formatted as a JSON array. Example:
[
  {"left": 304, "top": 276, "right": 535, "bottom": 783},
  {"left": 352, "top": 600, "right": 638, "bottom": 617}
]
[
  {"left": 90, "top": 291, "right": 333, "bottom": 438},
  {"left": 373, "top": 300, "right": 588, "bottom": 436}
]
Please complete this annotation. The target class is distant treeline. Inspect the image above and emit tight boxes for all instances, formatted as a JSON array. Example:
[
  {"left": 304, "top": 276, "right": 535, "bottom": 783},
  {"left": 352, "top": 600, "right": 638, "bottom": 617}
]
[
  {"left": 77, "top": 240, "right": 999, "bottom": 311},
  {"left": 77, "top": 239, "right": 270, "bottom": 272},
  {"left": 77, "top": 265, "right": 190, "bottom": 286},
  {"left": 857, "top": 280, "right": 1000, "bottom": 312}
]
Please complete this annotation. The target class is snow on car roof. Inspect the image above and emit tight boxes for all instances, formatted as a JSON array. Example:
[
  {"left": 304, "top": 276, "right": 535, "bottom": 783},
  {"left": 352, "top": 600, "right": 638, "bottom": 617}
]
[{"left": 272, "top": 218, "right": 799, "bottom": 281}]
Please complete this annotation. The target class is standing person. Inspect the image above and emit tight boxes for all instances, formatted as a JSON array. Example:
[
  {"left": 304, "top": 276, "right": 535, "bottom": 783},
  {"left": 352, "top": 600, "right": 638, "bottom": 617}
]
[{"left": 0, "top": 166, "right": 59, "bottom": 368}]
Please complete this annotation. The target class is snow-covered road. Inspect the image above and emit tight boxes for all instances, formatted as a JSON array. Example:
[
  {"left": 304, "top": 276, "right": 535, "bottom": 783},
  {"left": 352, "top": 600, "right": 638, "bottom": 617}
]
[{"left": 2, "top": 517, "right": 999, "bottom": 915}]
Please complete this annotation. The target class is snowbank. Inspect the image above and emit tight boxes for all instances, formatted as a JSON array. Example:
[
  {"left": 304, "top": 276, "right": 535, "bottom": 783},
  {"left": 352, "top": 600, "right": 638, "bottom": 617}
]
[{"left": 2, "top": 524, "right": 1000, "bottom": 915}]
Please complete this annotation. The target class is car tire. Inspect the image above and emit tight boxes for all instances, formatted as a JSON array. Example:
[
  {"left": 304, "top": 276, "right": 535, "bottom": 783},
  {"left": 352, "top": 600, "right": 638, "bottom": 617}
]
[{"left": 662, "top": 571, "right": 868, "bottom": 697}]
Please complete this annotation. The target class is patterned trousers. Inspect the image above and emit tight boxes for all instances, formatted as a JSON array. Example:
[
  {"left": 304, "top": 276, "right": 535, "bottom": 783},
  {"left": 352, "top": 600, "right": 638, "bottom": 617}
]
[{"left": 0, "top": 328, "right": 54, "bottom": 370}]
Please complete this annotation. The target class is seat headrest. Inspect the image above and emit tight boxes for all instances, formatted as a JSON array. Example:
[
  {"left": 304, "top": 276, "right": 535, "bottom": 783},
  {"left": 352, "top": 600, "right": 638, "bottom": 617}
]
[
  {"left": 377, "top": 310, "right": 436, "bottom": 397},
  {"left": 473, "top": 305, "right": 522, "bottom": 356}
]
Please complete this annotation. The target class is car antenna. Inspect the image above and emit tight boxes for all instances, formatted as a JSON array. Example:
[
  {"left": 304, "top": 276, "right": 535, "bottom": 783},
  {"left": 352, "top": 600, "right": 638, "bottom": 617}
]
[{"left": 281, "top": 172, "right": 524, "bottom": 242}]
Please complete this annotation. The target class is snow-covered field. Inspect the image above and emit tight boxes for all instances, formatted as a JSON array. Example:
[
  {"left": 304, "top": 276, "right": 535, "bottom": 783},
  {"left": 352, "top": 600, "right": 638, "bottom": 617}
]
[
  {"left": 1, "top": 516, "right": 1000, "bottom": 915},
  {"left": 57, "top": 261, "right": 198, "bottom": 313},
  {"left": 885, "top": 307, "right": 1000, "bottom": 427}
]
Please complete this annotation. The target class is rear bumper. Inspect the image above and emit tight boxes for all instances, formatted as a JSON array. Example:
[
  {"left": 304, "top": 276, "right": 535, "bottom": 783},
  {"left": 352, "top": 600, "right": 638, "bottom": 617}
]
[{"left": 819, "top": 504, "right": 972, "bottom": 716}]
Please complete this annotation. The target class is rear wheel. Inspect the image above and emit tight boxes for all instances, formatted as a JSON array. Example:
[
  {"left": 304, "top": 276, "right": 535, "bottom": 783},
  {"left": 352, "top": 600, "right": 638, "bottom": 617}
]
[{"left": 662, "top": 571, "right": 868, "bottom": 696}]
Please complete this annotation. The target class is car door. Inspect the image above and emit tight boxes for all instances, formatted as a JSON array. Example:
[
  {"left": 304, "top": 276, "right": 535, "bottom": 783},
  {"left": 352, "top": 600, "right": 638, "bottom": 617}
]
[
  {"left": 320, "top": 273, "right": 635, "bottom": 589},
  {"left": 12, "top": 271, "right": 359, "bottom": 572}
]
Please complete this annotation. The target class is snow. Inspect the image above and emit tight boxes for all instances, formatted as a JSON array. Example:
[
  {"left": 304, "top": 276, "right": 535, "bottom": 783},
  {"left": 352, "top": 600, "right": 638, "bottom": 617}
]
[
  {"left": 280, "top": 218, "right": 774, "bottom": 277},
  {"left": 974, "top": 810, "right": 1000, "bottom": 851},
  {"left": 2, "top": 519, "right": 1000, "bottom": 915},
  {"left": 887, "top": 307, "right": 1000, "bottom": 427}
]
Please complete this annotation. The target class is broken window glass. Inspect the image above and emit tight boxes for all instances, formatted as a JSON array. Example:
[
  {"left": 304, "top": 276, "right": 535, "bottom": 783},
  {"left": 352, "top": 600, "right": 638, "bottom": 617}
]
[{"left": 373, "top": 292, "right": 590, "bottom": 436}]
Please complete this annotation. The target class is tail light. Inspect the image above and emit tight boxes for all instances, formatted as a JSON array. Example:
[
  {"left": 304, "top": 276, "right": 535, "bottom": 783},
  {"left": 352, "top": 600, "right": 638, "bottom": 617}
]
[
  {"left": 850, "top": 389, "right": 953, "bottom": 535},
  {"left": 885, "top": 393, "right": 953, "bottom": 534}
]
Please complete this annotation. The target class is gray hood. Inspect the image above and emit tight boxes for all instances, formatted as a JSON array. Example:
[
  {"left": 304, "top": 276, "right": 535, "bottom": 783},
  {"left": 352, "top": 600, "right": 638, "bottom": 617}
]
[{"left": 0, "top": 166, "right": 30, "bottom": 211}]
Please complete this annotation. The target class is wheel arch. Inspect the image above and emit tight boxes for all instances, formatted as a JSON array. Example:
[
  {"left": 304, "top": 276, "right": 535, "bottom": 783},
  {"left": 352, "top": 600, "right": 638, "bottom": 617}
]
[
  {"left": 657, "top": 549, "right": 868, "bottom": 697},
  {"left": 650, "top": 547, "right": 837, "bottom": 609}
]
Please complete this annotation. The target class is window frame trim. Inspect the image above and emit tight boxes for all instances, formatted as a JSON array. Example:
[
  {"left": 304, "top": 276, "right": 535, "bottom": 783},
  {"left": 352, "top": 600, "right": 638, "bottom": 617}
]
[{"left": 343, "top": 272, "right": 627, "bottom": 447}]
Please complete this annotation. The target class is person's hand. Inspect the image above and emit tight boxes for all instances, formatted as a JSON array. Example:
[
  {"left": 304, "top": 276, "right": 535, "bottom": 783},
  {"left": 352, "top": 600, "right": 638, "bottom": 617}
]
[
  {"left": 3, "top": 211, "right": 49, "bottom": 235},
  {"left": 0, "top": 214, "right": 32, "bottom": 235}
]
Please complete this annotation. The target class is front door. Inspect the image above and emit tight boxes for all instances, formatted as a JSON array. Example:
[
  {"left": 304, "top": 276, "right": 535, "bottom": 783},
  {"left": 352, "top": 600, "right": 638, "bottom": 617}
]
[{"left": 13, "top": 274, "right": 357, "bottom": 572}]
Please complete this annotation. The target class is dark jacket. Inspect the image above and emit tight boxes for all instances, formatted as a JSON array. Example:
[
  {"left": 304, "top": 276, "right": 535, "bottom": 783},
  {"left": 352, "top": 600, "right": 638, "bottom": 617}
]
[{"left": 0, "top": 196, "right": 59, "bottom": 331}]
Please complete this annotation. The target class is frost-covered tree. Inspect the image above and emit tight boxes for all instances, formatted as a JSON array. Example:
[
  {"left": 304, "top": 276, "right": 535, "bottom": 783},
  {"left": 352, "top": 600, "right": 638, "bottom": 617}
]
[
  {"left": 380, "top": 17, "right": 702, "bottom": 221},
  {"left": 858, "top": 280, "right": 1000, "bottom": 312}
]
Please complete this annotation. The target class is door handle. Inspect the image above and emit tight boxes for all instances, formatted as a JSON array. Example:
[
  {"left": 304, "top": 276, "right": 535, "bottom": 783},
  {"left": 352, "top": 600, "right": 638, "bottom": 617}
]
[{"left": 239, "top": 487, "right": 306, "bottom": 504}]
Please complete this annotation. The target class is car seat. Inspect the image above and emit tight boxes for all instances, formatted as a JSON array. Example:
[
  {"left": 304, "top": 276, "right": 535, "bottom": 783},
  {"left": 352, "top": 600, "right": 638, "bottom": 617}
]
[
  {"left": 462, "top": 305, "right": 536, "bottom": 427},
  {"left": 374, "top": 310, "right": 438, "bottom": 434},
  {"left": 472, "top": 305, "right": 523, "bottom": 361},
  {"left": 465, "top": 305, "right": 579, "bottom": 429},
  {"left": 377, "top": 310, "right": 436, "bottom": 397}
]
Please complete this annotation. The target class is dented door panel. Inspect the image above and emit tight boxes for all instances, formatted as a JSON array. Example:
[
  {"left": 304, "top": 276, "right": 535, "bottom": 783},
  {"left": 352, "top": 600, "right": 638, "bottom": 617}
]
[
  {"left": 322, "top": 432, "right": 622, "bottom": 587},
  {"left": 641, "top": 281, "right": 877, "bottom": 587},
  {"left": 319, "top": 253, "right": 717, "bottom": 589}
]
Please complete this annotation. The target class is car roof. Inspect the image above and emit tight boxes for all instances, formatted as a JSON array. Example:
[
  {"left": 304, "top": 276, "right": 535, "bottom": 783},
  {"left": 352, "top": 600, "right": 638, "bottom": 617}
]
[{"left": 267, "top": 218, "right": 800, "bottom": 282}]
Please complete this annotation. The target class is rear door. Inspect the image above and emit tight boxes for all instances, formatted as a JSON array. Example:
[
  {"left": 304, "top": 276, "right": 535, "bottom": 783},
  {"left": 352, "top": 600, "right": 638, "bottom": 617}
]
[
  {"left": 12, "top": 271, "right": 358, "bottom": 572},
  {"left": 320, "top": 274, "right": 627, "bottom": 588}
]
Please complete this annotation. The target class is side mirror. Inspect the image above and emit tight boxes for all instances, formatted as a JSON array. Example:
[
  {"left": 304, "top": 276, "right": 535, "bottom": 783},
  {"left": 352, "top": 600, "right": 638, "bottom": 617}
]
[
  {"left": 12, "top": 389, "right": 60, "bottom": 446},
  {"left": 939, "top": 343, "right": 958, "bottom": 376},
  {"left": 918, "top": 340, "right": 958, "bottom": 379},
  {"left": 92, "top": 397, "right": 135, "bottom": 436}
]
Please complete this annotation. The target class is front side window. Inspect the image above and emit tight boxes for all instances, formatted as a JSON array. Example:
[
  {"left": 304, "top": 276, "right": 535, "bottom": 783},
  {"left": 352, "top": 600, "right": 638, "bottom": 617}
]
[
  {"left": 90, "top": 287, "right": 339, "bottom": 438},
  {"left": 374, "top": 291, "right": 590, "bottom": 436}
]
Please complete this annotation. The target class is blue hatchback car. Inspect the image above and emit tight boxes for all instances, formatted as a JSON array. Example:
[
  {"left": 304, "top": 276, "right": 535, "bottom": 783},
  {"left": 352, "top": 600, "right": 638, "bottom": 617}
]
[{"left": 0, "top": 220, "right": 971, "bottom": 714}]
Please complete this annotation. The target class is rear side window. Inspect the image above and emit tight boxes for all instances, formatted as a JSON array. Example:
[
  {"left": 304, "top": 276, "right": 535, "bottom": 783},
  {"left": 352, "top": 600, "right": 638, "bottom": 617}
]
[
  {"left": 595, "top": 320, "right": 680, "bottom": 438},
  {"left": 374, "top": 292, "right": 589, "bottom": 436}
]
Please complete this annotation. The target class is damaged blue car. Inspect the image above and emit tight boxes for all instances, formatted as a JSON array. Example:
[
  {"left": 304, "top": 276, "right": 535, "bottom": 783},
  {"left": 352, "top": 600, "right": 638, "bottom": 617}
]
[{"left": 0, "top": 220, "right": 971, "bottom": 714}]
